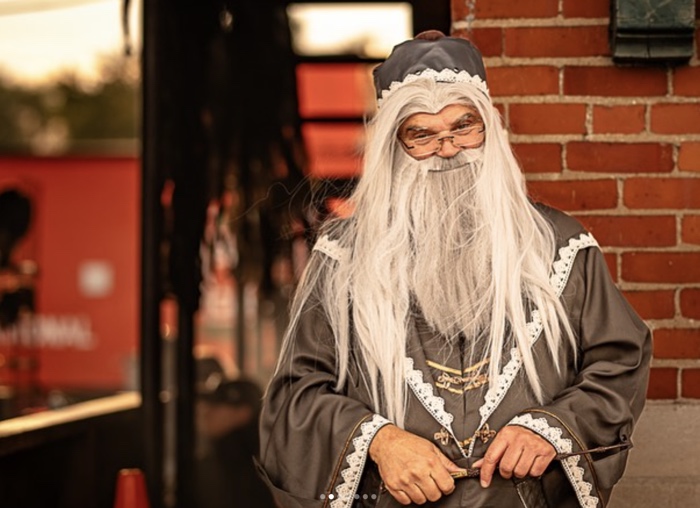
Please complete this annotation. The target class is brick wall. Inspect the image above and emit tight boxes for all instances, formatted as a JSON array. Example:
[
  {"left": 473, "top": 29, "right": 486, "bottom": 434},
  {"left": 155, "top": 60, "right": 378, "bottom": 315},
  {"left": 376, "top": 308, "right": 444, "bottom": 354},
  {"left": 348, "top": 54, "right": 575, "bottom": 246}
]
[{"left": 451, "top": 0, "right": 700, "bottom": 401}]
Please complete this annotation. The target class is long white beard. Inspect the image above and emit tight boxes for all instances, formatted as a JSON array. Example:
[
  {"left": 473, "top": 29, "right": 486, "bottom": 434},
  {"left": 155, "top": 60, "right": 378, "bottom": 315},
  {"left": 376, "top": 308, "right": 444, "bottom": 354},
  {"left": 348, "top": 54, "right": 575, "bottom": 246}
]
[
  {"left": 392, "top": 149, "right": 493, "bottom": 339},
  {"left": 279, "top": 83, "right": 571, "bottom": 426}
]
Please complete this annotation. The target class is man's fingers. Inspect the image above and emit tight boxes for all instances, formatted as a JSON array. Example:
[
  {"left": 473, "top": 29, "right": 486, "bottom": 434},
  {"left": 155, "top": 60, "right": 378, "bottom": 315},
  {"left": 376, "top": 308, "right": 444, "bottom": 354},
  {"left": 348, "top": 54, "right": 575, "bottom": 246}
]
[
  {"left": 512, "top": 452, "right": 536, "bottom": 479},
  {"left": 431, "top": 473, "right": 456, "bottom": 496},
  {"left": 435, "top": 453, "right": 460, "bottom": 493},
  {"left": 386, "top": 487, "right": 412, "bottom": 506},
  {"left": 429, "top": 468, "right": 456, "bottom": 496},
  {"left": 384, "top": 466, "right": 449, "bottom": 504},
  {"left": 530, "top": 454, "right": 554, "bottom": 477},
  {"left": 373, "top": 427, "right": 459, "bottom": 504},
  {"left": 401, "top": 483, "right": 427, "bottom": 505},
  {"left": 476, "top": 440, "right": 507, "bottom": 488},
  {"left": 416, "top": 478, "right": 445, "bottom": 503},
  {"left": 498, "top": 445, "right": 524, "bottom": 480},
  {"left": 473, "top": 425, "right": 559, "bottom": 487},
  {"left": 386, "top": 480, "right": 427, "bottom": 506},
  {"left": 438, "top": 452, "right": 464, "bottom": 474}
]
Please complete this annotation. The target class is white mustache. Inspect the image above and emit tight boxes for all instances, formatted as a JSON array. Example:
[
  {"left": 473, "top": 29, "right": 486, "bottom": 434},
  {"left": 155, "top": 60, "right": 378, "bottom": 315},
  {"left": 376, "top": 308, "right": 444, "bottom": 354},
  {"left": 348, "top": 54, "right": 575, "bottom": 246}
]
[{"left": 422, "top": 146, "right": 484, "bottom": 173}]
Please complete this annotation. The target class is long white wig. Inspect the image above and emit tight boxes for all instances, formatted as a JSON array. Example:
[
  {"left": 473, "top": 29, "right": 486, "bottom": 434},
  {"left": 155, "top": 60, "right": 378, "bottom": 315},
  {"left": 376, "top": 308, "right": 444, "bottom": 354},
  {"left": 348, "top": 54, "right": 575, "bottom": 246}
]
[{"left": 277, "top": 79, "right": 575, "bottom": 427}]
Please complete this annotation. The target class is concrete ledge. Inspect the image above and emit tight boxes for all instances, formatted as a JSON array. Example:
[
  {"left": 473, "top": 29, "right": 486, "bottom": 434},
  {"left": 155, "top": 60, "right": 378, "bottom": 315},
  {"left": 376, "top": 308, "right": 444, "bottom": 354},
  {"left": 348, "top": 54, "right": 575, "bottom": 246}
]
[
  {"left": 609, "top": 402, "right": 700, "bottom": 507},
  {"left": 610, "top": 477, "right": 700, "bottom": 508}
]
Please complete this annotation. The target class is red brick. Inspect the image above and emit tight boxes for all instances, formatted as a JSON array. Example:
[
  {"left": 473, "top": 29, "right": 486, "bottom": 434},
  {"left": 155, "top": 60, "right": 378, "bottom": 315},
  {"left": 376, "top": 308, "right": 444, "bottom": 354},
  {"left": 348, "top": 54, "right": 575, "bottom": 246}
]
[
  {"left": 512, "top": 143, "right": 561, "bottom": 173},
  {"left": 487, "top": 66, "right": 559, "bottom": 97},
  {"left": 647, "top": 368, "right": 678, "bottom": 399},
  {"left": 564, "top": 66, "right": 667, "bottom": 96},
  {"left": 679, "top": 142, "right": 700, "bottom": 172},
  {"left": 510, "top": 104, "right": 586, "bottom": 135},
  {"left": 563, "top": 0, "right": 609, "bottom": 18},
  {"left": 651, "top": 104, "right": 700, "bottom": 134},
  {"left": 682, "top": 215, "right": 700, "bottom": 245},
  {"left": 505, "top": 27, "right": 609, "bottom": 58},
  {"left": 625, "top": 178, "right": 700, "bottom": 209},
  {"left": 527, "top": 179, "right": 618, "bottom": 211},
  {"left": 682, "top": 369, "right": 700, "bottom": 398},
  {"left": 622, "top": 252, "right": 700, "bottom": 283},
  {"left": 654, "top": 328, "right": 700, "bottom": 359},
  {"left": 674, "top": 66, "right": 700, "bottom": 96},
  {"left": 452, "top": 2, "right": 468, "bottom": 20},
  {"left": 567, "top": 142, "right": 673, "bottom": 173},
  {"left": 576, "top": 215, "right": 676, "bottom": 247},
  {"left": 604, "top": 252, "right": 617, "bottom": 281},
  {"left": 453, "top": 0, "right": 558, "bottom": 19},
  {"left": 592, "top": 105, "right": 645, "bottom": 134},
  {"left": 622, "top": 290, "right": 675, "bottom": 320},
  {"left": 680, "top": 288, "right": 700, "bottom": 319},
  {"left": 494, "top": 102, "right": 506, "bottom": 120},
  {"left": 452, "top": 28, "right": 503, "bottom": 57}
]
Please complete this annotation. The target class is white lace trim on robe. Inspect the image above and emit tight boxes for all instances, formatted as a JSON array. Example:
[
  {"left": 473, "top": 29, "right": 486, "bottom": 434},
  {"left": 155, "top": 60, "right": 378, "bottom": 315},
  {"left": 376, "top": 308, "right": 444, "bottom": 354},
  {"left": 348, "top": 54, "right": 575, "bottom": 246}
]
[
  {"left": 331, "top": 414, "right": 391, "bottom": 508},
  {"left": 509, "top": 414, "right": 599, "bottom": 508},
  {"left": 334, "top": 232, "right": 598, "bottom": 507},
  {"left": 471, "top": 232, "right": 598, "bottom": 452},
  {"left": 313, "top": 234, "right": 349, "bottom": 263},
  {"left": 406, "top": 233, "right": 598, "bottom": 508},
  {"left": 404, "top": 357, "right": 466, "bottom": 457}
]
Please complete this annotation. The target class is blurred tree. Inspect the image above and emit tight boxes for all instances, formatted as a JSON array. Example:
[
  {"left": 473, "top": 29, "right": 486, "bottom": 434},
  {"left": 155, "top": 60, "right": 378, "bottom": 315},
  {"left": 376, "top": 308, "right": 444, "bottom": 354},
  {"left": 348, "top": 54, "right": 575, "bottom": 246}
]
[{"left": 0, "top": 53, "right": 139, "bottom": 155}]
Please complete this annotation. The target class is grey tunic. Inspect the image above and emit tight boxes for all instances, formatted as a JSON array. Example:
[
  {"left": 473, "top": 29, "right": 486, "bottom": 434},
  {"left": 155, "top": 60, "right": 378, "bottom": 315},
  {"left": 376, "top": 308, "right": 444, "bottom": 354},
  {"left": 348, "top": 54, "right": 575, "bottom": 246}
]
[{"left": 258, "top": 206, "right": 652, "bottom": 508}]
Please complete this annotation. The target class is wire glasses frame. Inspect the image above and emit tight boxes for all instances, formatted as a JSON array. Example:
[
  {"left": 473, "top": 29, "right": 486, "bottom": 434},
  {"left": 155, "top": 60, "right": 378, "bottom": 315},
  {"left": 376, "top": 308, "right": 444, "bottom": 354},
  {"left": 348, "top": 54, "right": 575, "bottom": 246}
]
[{"left": 398, "top": 122, "right": 486, "bottom": 160}]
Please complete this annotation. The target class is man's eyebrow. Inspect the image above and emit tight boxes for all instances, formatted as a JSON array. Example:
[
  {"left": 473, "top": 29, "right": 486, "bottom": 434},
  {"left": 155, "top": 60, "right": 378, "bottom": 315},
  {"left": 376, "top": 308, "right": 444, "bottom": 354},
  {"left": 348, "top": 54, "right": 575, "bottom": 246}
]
[
  {"left": 402, "top": 124, "right": 431, "bottom": 133},
  {"left": 451, "top": 112, "right": 481, "bottom": 126}
]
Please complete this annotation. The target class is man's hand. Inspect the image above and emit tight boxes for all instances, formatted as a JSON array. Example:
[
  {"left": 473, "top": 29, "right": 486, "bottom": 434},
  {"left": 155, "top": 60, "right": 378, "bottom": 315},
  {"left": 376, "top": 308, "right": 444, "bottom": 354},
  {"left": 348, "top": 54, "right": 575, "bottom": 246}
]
[
  {"left": 472, "top": 425, "right": 556, "bottom": 488},
  {"left": 369, "top": 425, "right": 464, "bottom": 505}
]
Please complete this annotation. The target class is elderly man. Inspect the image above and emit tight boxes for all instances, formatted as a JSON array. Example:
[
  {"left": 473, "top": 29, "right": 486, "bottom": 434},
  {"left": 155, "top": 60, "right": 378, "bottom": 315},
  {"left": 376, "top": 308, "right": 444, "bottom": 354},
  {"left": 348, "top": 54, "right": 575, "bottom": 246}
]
[{"left": 258, "top": 31, "right": 651, "bottom": 508}]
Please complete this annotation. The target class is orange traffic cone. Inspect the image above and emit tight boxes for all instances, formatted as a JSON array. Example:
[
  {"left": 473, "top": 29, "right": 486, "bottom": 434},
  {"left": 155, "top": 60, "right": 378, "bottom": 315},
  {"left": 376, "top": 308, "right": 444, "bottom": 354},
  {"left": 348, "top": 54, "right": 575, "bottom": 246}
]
[{"left": 113, "top": 468, "right": 150, "bottom": 508}]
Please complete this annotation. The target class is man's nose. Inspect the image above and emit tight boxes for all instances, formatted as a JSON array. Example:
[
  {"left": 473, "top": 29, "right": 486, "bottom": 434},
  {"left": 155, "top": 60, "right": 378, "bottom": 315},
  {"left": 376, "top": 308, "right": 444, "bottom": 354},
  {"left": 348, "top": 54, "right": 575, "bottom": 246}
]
[{"left": 436, "top": 136, "right": 462, "bottom": 158}]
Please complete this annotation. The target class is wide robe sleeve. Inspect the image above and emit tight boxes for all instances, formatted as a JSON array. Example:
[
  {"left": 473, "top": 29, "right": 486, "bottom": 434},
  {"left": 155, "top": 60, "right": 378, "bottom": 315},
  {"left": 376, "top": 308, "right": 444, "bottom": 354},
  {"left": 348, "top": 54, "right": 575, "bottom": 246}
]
[
  {"left": 508, "top": 243, "right": 652, "bottom": 507},
  {"left": 258, "top": 281, "right": 391, "bottom": 508}
]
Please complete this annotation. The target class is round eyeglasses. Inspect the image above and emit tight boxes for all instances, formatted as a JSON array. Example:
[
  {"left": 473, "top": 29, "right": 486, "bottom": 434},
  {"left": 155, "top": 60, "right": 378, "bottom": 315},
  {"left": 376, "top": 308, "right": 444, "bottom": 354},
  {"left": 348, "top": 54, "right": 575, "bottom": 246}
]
[{"left": 398, "top": 122, "right": 485, "bottom": 160}]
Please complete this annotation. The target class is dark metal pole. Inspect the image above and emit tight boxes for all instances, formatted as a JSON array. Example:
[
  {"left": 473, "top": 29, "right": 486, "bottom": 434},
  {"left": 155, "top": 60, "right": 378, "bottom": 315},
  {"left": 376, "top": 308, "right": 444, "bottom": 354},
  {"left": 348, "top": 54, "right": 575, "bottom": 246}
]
[
  {"left": 175, "top": 308, "right": 195, "bottom": 508},
  {"left": 141, "top": 0, "right": 164, "bottom": 505},
  {"left": 168, "top": 5, "right": 210, "bottom": 506}
]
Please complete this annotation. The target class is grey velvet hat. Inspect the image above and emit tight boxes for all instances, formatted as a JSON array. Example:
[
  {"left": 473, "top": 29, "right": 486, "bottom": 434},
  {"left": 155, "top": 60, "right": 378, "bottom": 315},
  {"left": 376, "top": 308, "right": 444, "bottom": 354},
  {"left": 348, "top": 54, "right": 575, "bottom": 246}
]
[{"left": 373, "top": 30, "right": 489, "bottom": 106}]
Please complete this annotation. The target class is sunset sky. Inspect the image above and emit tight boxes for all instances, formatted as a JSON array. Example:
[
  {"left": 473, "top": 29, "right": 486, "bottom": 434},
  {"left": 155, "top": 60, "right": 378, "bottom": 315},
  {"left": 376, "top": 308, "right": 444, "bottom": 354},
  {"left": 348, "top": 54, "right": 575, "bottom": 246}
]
[
  {"left": 0, "top": 0, "right": 140, "bottom": 85},
  {"left": 0, "top": 1, "right": 409, "bottom": 86}
]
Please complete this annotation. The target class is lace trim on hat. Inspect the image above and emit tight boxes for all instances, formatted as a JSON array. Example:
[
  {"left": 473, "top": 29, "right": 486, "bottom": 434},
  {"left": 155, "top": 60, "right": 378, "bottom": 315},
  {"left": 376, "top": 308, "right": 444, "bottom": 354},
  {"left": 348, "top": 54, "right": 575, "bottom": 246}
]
[
  {"left": 331, "top": 414, "right": 391, "bottom": 508},
  {"left": 313, "top": 234, "right": 350, "bottom": 262},
  {"left": 404, "top": 357, "right": 466, "bottom": 457},
  {"left": 468, "top": 232, "right": 598, "bottom": 456},
  {"left": 509, "top": 414, "right": 599, "bottom": 508},
  {"left": 378, "top": 69, "right": 490, "bottom": 106}
]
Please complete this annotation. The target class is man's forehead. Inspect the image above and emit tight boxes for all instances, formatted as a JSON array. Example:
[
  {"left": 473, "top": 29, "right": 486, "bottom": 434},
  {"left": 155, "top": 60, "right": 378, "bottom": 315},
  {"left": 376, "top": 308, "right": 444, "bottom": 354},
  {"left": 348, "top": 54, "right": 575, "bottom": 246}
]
[{"left": 401, "top": 104, "right": 481, "bottom": 129}]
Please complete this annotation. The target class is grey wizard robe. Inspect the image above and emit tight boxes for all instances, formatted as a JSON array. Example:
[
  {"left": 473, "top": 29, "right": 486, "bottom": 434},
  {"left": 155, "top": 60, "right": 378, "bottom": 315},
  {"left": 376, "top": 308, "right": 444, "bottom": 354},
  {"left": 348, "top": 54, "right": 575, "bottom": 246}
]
[{"left": 258, "top": 205, "right": 652, "bottom": 508}]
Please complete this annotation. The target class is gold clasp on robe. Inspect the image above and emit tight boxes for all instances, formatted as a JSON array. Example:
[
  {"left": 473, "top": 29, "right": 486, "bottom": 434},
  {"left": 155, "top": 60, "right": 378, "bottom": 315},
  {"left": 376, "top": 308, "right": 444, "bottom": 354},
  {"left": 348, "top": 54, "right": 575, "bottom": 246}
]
[
  {"left": 433, "top": 427, "right": 451, "bottom": 446},
  {"left": 459, "top": 423, "right": 498, "bottom": 452}
]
